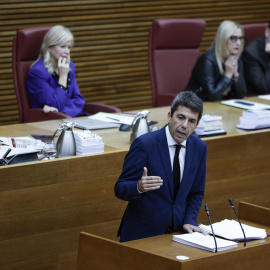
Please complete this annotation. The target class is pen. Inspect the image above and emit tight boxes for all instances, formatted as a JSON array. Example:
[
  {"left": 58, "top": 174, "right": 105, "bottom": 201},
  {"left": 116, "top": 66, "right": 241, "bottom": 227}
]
[
  {"left": 234, "top": 100, "right": 254, "bottom": 106},
  {"left": 105, "top": 116, "right": 120, "bottom": 122}
]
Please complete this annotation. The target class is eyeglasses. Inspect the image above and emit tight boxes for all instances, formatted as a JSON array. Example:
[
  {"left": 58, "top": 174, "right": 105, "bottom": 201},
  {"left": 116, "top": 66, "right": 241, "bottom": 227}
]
[{"left": 229, "top": 35, "right": 245, "bottom": 43}]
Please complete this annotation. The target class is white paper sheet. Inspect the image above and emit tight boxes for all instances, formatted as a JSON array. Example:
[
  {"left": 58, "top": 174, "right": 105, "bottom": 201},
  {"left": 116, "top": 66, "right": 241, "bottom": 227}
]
[
  {"left": 88, "top": 112, "right": 135, "bottom": 125},
  {"left": 221, "top": 99, "right": 270, "bottom": 110},
  {"left": 258, "top": 94, "right": 270, "bottom": 101}
]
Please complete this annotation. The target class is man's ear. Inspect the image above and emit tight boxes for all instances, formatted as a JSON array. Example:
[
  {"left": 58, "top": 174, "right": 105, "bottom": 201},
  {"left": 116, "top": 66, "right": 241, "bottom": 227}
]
[{"left": 168, "top": 112, "right": 171, "bottom": 122}]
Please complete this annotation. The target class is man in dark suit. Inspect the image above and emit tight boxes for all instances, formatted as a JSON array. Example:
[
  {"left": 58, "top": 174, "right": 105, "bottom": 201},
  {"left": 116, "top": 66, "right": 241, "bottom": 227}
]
[
  {"left": 242, "top": 23, "right": 270, "bottom": 94},
  {"left": 115, "top": 91, "right": 207, "bottom": 242}
]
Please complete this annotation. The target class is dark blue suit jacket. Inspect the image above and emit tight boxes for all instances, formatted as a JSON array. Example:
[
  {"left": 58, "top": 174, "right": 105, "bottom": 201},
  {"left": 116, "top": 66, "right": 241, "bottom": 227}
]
[{"left": 115, "top": 126, "right": 207, "bottom": 242}]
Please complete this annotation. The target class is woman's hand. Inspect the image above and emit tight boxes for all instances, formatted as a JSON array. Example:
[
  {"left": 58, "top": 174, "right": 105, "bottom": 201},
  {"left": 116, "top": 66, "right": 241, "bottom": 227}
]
[
  {"left": 224, "top": 55, "right": 239, "bottom": 79},
  {"left": 58, "top": 57, "right": 70, "bottom": 87},
  {"left": 43, "top": 105, "right": 59, "bottom": 114}
]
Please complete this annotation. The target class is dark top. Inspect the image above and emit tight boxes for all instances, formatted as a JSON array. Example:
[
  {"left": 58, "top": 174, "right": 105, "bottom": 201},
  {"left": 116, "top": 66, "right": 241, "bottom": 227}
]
[
  {"left": 242, "top": 37, "right": 270, "bottom": 94},
  {"left": 185, "top": 48, "right": 247, "bottom": 101}
]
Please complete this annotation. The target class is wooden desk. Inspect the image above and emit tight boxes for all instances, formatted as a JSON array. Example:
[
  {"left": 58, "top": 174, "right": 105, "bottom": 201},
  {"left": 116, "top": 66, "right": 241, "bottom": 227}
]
[
  {"left": 77, "top": 202, "right": 270, "bottom": 270},
  {"left": 0, "top": 97, "right": 270, "bottom": 269}
]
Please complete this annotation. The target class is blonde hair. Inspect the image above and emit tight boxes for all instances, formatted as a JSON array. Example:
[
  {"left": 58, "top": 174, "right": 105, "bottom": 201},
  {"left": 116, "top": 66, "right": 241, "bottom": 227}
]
[
  {"left": 32, "top": 25, "right": 74, "bottom": 74},
  {"left": 211, "top": 20, "right": 244, "bottom": 75}
]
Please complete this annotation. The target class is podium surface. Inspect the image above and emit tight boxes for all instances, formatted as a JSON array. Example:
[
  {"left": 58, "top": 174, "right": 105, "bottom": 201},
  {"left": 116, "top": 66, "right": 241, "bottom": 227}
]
[{"left": 77, "top": 202, "right": 270, "bottom": 270}]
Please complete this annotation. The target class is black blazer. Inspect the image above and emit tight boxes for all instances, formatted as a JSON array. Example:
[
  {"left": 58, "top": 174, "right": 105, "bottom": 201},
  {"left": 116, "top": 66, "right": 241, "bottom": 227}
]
[
  {"left": 185, "top": 48, "right": 247, "bottom": 101},
  {"left": 242, "top": 37, "right": 270, "bottom": 95}
]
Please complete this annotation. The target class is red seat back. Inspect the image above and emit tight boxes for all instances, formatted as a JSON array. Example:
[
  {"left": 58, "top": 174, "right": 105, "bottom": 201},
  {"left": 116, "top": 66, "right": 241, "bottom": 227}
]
[
  {"left": 148, "top": 19, "right": 206, "bottom": 107},
  {"left": 12, "top": 26, "right": 51, "bottom": 123},
  {"left": 242, "top": 23, "right": 268, "bottom": 47}
]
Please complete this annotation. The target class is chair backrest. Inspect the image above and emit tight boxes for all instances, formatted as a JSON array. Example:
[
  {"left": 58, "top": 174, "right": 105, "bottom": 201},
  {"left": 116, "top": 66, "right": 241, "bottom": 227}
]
[
  {"left": 12, "top": 26, "right": 51, "bottom": 123},
  {"left": 242, "top": 23, "right": 268, "bottom": 47},
  {"left": 148, "top": 19, "right": 206, "bottom": 107}
]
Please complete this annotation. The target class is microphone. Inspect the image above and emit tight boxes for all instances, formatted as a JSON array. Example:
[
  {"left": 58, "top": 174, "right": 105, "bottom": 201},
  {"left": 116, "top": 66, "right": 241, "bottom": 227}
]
[
  {"left": 204, "top": 204, "right": 218, "bottom": 252},
  {"left": 0, "top": 148, "right": 11, "bottom": 166},
  {"left": 228, "top": 198, "right": 247, "bottom": 246}
]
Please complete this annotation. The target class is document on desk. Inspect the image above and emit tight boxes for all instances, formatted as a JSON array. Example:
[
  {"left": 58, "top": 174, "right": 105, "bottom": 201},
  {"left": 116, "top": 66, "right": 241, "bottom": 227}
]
[
  {"left": 64, "top": 118, "right": 119, "bottom": 130},
  {"left": 88, "top": 112, "right": 135, "bottom": 125},
  {"left": 0, "top": 136, "right": 43, "bottom": 158},
  {"left": 258, "top": 94, "right": 270, "bottom": 101},
  {"left": 199, "top": 219, "right": 267, "bottom": 241},
  {"left": 173, "top": 232, "right": 238, "bottom": 252},
  {"left": 221, "top": 99, "right": 270, "bottom": 110},
  {"left": 0, "top": 136, "right": 43, "bottom": 149}
]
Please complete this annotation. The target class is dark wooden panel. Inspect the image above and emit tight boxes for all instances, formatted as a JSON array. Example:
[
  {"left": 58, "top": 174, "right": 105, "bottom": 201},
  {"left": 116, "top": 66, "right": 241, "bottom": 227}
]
[
  {"left": 1, "top": 0, "right": 270, "bottom": 125},
  {"left": 198, "top": 131, "right": 270, "bottom": 225}
]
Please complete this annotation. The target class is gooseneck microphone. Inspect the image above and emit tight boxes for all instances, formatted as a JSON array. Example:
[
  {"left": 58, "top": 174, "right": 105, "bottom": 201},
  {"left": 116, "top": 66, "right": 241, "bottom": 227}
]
[
  {"left": 0, "top": 148, "right": 11, "bottom": 166},
  {"left": 204, "top": 204, "right": 218, "bottom": 252},
  {"left": 229, "top": 198, "right": 247, "bottom": 246}
]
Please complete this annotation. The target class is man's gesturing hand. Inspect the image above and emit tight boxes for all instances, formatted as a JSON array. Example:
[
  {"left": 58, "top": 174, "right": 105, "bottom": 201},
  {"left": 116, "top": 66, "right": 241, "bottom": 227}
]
[{"left": 138, "top": 167, "right": 163, "bottom": 193}]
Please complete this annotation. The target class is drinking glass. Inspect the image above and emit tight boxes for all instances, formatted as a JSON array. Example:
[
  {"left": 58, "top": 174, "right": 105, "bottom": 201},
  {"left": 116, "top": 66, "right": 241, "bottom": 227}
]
[{"left": 43, "top": 139, "right": 57, "bottom": 159}]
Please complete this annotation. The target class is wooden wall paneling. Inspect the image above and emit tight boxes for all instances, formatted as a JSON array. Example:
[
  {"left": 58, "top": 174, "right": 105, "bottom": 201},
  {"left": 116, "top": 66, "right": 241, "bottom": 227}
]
[{"left": 1, "top": 1, "right": 270, "bottom": 125}]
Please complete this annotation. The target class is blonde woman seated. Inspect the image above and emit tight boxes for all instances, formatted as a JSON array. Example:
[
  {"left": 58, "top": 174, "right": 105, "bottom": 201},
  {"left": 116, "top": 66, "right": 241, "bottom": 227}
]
[
  {"left": 26, "top": 25, "right": 86, "bottom": 117},
  {"left": 185, "top": 20, "right": 247, "bottom": 101}
]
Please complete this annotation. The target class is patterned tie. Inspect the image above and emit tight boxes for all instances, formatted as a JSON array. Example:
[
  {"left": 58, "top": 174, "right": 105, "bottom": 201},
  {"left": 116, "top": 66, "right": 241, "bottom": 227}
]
[{"left": 173, "top": 144, "right": 182, "bottom": 199}]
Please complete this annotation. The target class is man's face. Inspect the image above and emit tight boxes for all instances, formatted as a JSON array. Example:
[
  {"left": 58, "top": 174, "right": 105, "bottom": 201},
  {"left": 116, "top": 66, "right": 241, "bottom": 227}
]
[{"left": 168, "top": 105, "right": 199, "bottom": 144}]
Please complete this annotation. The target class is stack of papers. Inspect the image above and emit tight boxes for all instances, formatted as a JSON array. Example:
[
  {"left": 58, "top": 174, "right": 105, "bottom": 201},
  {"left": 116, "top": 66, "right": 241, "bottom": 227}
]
[
  {"left": 199, "top": 219, "right": 267, "bottom": 241},
  {"left": 73, "top": 130, "right": 104, "bottom": 155},
  {"left": 237, "top": 110, "right": 270, "bottom": 130},
  {"left": 173, "top": 232, "right": 238, "bottom": 252},
  {"left": 195, "top": 115, "right": 226, "bottom": 136}
]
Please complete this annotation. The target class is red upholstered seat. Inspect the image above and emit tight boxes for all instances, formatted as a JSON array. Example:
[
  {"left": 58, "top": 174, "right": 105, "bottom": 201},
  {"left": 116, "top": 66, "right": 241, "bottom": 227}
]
[
  {"left": 241, "top": 23, "right": 268, "bottom": 47},
  {"left": 12, "top": 26, "right": 120, "bottom": 123},
  {"left": 148, "top": 19, "right": 206, "bottom": 107}
]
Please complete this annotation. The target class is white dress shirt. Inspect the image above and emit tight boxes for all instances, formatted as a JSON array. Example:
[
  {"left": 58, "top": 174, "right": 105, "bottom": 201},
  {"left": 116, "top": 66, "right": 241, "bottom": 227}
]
[{"left": 165, "top": 125, "right": 186, "bottom": 182}]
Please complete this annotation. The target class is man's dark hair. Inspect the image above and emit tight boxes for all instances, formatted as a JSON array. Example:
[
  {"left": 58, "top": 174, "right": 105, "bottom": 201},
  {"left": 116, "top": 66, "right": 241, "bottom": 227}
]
[
  {"left": 268, "top": 22, "right": 270, "bottom": 29},
  {"left": 170, "top": 91, "right": 203, "bottom": 122}
]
